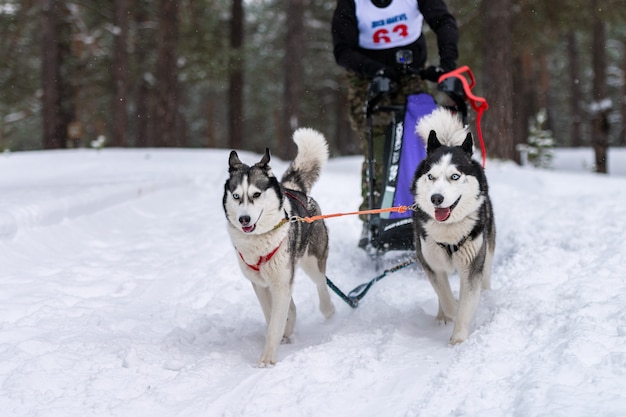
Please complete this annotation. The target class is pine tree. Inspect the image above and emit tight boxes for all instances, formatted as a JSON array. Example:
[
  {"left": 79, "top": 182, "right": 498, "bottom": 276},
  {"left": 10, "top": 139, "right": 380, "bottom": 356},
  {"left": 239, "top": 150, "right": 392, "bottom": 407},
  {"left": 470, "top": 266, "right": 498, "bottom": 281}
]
[{"left": 517, "top": 109, "right": 554, "bottom": 168}]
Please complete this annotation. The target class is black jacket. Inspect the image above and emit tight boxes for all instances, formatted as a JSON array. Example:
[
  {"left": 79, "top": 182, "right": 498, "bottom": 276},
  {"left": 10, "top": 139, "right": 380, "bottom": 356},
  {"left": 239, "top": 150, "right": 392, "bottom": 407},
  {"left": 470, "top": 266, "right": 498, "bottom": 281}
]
[{"left": 332, "top": 0, "right": 458, "bottom": 78}]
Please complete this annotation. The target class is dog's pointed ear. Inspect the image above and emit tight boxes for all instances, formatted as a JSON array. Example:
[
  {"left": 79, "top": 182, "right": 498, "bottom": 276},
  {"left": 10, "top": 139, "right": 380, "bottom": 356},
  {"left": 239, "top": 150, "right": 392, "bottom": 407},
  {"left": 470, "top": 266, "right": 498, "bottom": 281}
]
[
  {"left": 254, "top": 148, "right": 272, "bottom": 173},
  {"left": 427, "top": 130, "right": 441, "bottom": 154},
  {"left": 228, "top": 150, "right": 244, "bottom": 173},
  {"left": 259, "top": 148, "right": 271, "bottom": 167},
  {"left": 462, "top": 132, "right": 474, "bottom": 157}
]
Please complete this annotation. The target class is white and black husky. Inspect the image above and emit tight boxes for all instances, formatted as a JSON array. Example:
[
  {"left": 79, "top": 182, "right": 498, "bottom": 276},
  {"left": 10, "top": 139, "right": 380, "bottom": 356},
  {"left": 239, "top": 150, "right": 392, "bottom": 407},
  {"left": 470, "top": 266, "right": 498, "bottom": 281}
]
[
  {"left": 411, "top": 108, "right": 496, "bottom": 344},
  {"left": 223, "top": 128, "right": 335, "bottom": 367}
]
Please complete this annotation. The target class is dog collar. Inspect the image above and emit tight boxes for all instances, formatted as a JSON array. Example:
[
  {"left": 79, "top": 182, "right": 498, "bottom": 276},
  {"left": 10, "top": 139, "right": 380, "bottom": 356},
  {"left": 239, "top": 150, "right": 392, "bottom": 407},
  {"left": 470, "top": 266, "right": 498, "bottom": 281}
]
[
  {"left": 238, "top": 238, "right": 285, "bottom": 272},
  {"left": 271, "top": 211, "right": 290, "bottom": 231}
]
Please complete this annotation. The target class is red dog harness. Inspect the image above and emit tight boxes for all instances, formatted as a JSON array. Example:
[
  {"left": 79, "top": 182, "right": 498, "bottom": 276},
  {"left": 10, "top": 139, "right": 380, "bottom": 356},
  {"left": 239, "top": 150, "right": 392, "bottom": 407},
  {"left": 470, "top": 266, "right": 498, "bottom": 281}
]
[{"left": 238, "top": 239, "right": 285, "bottom": 272}]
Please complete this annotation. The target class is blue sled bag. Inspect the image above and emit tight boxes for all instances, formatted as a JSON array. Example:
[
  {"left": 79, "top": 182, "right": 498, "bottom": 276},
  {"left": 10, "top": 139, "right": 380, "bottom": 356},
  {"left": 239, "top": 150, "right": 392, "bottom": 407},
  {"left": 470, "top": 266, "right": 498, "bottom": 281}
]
[{"left": 383, "top": 93, "right": 437, "bottom": 219}]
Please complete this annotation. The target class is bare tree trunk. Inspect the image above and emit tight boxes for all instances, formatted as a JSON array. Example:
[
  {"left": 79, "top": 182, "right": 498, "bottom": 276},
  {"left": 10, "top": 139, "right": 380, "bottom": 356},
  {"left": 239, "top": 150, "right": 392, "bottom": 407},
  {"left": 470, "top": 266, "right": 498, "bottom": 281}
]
[
  {"left": 228, "top": 0, "right": 244, "bottom": 150},
  {"left": 41, "top": 0, "right": 64, "bottom": 149},
  {"left": 134, "top": 0, "right": 152, "bottom": 147},
  {"left": 567, "top": 30, "right": 583, "bottom": 147},
  {"left": 513, "top": 48, "right": 535, "bottom": 158},
  {"left": 136, "top": 81, "right": 152, "bottom": 147},
  {"left": 207, "top": 99, "right": 216, "bottom": 148},
  {"left": 591, "top": 0, "right": 609, "bottom": 173},
  {"left": 280, "top": 0, "right": 304, "bottom": 159},
  {"left": 481, "top": 0, "right": 515, "bottom": 161},
  {"left": 112, "top": 0, "right": 129, "bottom": 147},
  {"left": 154, "top": 0, "right": 180, "bottom": 147},
  {"left": 334, "top": 82, "right": 357, "bottom": 155},
  {"left": 621, "top": 39, "right": 626, "bottom": 146}
]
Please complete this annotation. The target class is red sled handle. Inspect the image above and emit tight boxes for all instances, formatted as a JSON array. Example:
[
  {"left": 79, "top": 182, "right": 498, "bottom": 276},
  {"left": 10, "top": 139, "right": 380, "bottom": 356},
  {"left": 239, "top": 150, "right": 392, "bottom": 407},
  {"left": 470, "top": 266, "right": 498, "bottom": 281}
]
[{"left": 438, "top": 66, "right": 489, "bottom": 168}]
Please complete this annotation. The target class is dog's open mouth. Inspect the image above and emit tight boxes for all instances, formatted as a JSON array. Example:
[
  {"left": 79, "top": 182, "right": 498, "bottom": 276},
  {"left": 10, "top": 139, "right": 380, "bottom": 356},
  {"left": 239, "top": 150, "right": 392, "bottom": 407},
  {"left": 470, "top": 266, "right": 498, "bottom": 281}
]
[
  {"left": 434, "top": 196, "right": 461, "bottom": 222},
  {"left": 242, "top": 224, "right": 256, "bottom": 233}
]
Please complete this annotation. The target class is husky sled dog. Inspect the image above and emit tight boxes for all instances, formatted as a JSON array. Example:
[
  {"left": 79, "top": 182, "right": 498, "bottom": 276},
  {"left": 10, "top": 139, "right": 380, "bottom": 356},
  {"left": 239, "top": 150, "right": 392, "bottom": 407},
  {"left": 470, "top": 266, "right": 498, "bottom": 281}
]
[
  {"left": 411, "top": 108, "right": 495, "bottom": 344},
  {"left": 223, "top": 128, "right": 335, "bottom": 367}
]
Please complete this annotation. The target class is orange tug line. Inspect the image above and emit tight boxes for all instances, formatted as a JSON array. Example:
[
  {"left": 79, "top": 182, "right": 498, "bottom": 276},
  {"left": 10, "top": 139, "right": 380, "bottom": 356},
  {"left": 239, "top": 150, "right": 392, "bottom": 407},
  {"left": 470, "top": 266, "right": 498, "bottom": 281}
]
[{"left": 290, "top": 204, "right": 417, "bottom": 224}]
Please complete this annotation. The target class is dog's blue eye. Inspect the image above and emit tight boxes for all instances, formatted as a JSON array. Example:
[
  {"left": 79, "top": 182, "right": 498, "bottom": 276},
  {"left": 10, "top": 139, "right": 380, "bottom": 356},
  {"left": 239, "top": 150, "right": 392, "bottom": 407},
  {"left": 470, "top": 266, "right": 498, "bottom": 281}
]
[
  {"left": 232, "top": 193, "right": 240, "bottom": 200},
  {"left": 451, "top": 174, "right": 460, "bottom": 181},
  {"left": 427, "top": 174, "right": 435, "bottom": 181}
]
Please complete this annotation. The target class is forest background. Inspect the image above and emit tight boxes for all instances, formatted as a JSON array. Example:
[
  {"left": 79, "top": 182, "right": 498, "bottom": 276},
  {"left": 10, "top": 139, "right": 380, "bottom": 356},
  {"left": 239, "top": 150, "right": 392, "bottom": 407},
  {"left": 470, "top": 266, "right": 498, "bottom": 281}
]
[{"left": 1, "top": 0, "right": 625, "bottom": 171}]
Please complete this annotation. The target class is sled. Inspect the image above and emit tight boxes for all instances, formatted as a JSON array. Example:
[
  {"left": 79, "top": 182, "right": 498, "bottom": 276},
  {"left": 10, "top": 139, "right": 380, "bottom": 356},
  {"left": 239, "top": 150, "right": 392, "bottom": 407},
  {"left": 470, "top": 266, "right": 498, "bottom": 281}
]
[{"left": 361, "top": 53, "right": 487, "bottom": 262}]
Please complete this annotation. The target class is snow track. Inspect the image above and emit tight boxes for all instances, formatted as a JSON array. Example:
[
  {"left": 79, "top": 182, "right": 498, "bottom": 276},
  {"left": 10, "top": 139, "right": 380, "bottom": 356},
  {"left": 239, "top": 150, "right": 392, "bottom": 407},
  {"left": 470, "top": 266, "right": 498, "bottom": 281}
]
[{"left": 1, "top": 149, "right": 625, "bottom": 416}]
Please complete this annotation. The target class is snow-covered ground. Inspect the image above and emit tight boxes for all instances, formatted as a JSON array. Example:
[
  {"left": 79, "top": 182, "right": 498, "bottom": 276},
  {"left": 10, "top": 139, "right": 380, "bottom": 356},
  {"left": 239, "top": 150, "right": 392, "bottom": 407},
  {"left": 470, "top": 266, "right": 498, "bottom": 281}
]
[{"left": 1, "top": 146, "right": 625, "bottom": 417}]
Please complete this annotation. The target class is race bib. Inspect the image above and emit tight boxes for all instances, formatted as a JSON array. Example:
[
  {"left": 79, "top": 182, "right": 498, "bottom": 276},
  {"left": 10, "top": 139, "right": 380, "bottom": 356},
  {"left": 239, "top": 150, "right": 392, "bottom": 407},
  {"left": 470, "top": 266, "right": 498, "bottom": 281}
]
[{"left": 356, "top": 0, "right": 423, "bottom": 50}]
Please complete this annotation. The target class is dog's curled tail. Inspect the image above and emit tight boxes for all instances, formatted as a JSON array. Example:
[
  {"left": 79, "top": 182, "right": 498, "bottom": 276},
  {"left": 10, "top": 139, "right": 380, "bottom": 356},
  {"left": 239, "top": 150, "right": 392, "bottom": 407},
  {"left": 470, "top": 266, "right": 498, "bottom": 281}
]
[
  {"left": 281, "top": 127, "right": 329, "bottom": 194},
  {"left": 416, "top": 108, "right": 469, "bottom": 148}
]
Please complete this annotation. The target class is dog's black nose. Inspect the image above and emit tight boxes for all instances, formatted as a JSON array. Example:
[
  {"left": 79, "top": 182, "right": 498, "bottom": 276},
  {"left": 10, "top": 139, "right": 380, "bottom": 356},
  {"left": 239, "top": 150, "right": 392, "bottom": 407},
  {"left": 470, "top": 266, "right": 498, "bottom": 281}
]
[
  {"left": 239, "top": 215, "right": 251, "bottom": 226},
  {"left": 431, "top": 194, "right": 444, "bottom": 206}
]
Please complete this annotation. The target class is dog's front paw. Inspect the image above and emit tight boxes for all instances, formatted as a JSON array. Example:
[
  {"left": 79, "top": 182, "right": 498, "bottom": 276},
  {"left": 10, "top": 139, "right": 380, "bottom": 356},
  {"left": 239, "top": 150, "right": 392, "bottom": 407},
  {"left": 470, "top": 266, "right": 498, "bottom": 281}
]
[
  {"left": 449, "top": 336, "right": 465, "bottom": 345},
  {"left": 321, "top": 302, "right": 335, "bottom": 320},
  {"left": 255, "top": 355, "right": 276, "bottom": 368},
  {"left": 254, "top": 360, "right": 275, "bottom": 368},
  {"left": 449, "top": 328, "right": 468, "bottom": 345},
  {"left": 281, "top": 335, "right": 293, "bottom": 344}
]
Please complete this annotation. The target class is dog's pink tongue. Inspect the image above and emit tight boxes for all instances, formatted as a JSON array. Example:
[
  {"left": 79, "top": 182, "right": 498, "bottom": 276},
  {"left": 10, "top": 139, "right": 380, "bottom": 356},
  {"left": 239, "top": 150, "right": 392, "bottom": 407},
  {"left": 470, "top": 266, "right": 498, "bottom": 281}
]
[{"left": 435, "top": 208, "right": 451, "bottom": 222}]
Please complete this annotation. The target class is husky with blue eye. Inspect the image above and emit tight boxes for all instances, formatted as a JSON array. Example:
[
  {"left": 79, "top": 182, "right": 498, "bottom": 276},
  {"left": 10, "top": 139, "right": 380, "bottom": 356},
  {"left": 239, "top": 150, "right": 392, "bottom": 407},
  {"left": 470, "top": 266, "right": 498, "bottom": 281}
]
[
  {"left": 411, "top": 108, "right": 496, "bottom": 344},
  {"left": 223, "top": 128, "right": 335, "bottom": 367}
]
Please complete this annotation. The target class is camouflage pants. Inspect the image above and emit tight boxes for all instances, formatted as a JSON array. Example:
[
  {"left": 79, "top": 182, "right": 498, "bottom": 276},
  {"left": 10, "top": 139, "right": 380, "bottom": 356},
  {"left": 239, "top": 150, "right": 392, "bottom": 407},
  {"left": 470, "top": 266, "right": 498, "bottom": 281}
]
[{"left": 345, "top": 73, "right": 426, "bottom": 217}]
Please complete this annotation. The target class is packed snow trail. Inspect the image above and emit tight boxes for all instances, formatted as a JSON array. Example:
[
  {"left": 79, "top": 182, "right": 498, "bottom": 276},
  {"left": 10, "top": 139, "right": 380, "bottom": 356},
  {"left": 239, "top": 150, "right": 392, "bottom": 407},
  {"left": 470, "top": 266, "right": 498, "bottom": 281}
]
[{"left": 0, "top": 149, "right": 625, "bottom": 416}]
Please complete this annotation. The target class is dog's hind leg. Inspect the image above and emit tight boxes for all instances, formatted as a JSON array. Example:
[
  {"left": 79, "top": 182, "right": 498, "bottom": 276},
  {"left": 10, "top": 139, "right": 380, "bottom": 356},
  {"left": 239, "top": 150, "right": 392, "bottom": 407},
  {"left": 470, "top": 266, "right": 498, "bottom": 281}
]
[
  {"left": 283, "top": 298, "right": 297, "bottom": 342},
  {"left": 435, "top": 303, "right": 451, "bottom": 323},
  {"left": 301, "top": 255, "right": 335, "bottom": 319},
  {"left": 481, "top": 249, "right": 494, "bottom": 291}
]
